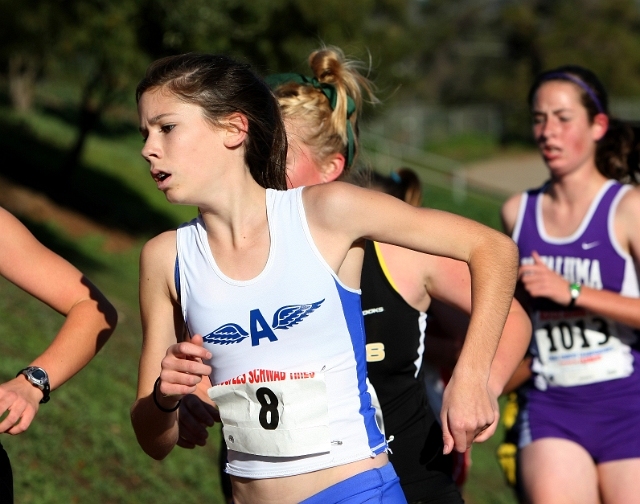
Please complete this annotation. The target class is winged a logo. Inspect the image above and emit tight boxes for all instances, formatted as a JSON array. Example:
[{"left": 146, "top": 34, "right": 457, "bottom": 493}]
[
  {"left": 272, "top": 299, "right": 325, "bottom": 330},
  {"left": 203, "top": 323, "right": 249, "bottom": 345}
]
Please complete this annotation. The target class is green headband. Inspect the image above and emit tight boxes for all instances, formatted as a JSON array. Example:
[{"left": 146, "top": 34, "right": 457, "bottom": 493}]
[{"left": 265, "top": 72, "right": 356, "bottom": 168}]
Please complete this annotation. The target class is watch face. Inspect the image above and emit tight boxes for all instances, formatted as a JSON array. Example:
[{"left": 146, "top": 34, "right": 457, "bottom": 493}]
[{"left": 31, "top": 369, "right": 46, "bottom": 381}]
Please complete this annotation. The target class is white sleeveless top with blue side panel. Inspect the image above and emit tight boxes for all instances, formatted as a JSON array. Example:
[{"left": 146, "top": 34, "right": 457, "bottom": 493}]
[{"left": 176, "top": 187, "right": 386, "bottom": 479}]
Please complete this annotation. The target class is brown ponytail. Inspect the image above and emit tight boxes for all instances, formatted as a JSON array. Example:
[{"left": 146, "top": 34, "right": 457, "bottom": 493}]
[{"left": 596, "top": 119, "right": 638, "bottom": 183}]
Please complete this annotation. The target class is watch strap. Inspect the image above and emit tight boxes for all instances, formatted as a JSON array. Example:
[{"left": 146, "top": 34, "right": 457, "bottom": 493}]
[
  {"left": 39, "top": 381, "right": 51, "bottom": 404},
  {"left": 567, "top": 283, "right": 581, "bottom": 309}
]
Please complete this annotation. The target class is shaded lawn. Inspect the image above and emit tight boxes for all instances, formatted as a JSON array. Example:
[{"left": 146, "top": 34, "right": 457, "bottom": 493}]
[{"left": 0, "top": 227, "right": 224, "bottom": 504}]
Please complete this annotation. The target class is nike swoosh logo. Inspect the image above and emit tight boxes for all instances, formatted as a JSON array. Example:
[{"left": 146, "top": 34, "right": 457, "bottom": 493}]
[{"left": 581, "top": 241, "right": 600, "bottom": 250}]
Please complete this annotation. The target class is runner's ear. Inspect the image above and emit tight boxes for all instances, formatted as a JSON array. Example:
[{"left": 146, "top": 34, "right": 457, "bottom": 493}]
[
  {"left": 222, "top": 113, "right": 249, "bottom": 149},
  {"left": 591, "top": 113, "right": 608, "bottom": 142},
  {"left": 320, "top": 153, "right": 345, "bottom": 183}
]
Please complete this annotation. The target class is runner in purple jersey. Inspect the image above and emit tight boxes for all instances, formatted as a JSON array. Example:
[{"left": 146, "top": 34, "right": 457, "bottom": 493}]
[{"left": 502, "top": 65, "right": 640, "bottom": 504}]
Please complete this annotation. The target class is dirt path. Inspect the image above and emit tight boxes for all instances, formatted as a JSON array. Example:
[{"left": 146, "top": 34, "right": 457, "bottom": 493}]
[
  {"left": 0, "top": 174, "right": 136, "bottom": 252},
  {"left": 462, "top": 152, "right": 548, "bottom": 196}
]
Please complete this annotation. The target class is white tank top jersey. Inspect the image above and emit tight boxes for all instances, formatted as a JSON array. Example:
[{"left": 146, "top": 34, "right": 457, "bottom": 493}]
[{"left": 176, "top": 187, "right": 386, "bottom": 479}]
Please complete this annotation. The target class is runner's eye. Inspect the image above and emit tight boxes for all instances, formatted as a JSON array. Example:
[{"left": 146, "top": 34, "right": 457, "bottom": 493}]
[{"left": 161, "top": 124, "right": 175, "bottom": 134}]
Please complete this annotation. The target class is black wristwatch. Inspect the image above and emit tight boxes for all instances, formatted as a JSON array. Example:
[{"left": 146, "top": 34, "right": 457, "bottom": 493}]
[{"left": 17, "top": 366, "right": 50, "bottom": 404}]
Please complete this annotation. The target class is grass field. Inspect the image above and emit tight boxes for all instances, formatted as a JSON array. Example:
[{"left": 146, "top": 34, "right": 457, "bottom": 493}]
[
  {"left": 0, "top": 104, "right": 518, "bottom": 503},
  {"left": 423, "top": 132, "right": 532, "bottom": 164}
]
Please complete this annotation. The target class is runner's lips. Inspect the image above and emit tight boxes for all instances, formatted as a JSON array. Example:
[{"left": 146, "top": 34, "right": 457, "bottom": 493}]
[
  {"left": 151, "top": 170, "right": 170, "bottom": 182},
  {"left": 541, "top": 145, "right": 561, "bottom": 160}
]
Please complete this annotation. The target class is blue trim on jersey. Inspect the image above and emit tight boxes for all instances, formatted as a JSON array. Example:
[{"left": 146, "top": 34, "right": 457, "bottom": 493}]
[
  {"left": 174, "top": 255, "right": 181, "bottom": 305},
  {"left": 174, "top": 255, "right": 193, "bottom": 338},
  {"left": 333, "top": 278, "right": 387, "bottom": 454}
]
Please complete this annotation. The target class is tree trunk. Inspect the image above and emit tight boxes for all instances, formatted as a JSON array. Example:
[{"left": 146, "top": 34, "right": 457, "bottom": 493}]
[
  {"left": 60, "top": 71, "right": 112, "bottom": 182},
  {"left": 8, "top": 53, "right": 38, "bottom": 112},
  {"left": 60, "top": 104, "right": 102, "bottom": 181}
]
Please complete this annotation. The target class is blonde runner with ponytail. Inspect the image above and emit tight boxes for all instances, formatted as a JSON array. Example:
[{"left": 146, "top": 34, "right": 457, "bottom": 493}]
[{"left": 272, "top": 46, "right": 377, "bottom": 175}]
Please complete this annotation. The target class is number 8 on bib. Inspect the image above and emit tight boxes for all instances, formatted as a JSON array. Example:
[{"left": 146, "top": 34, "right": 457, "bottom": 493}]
[{"left": 209, "top": 373, "right": 331, "bottom": 458}]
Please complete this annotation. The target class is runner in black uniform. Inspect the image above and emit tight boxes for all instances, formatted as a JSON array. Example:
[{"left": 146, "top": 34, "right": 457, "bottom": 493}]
[
  {"left": 355, "top": 169, "right": 531, "bottom": 503},
  {"left": 361, "top": 239, "right": 461, "bottom": 503}
]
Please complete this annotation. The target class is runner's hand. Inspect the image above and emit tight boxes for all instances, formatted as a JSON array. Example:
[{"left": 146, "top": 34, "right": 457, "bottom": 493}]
[
  {"left": 440, "top": 373, "right": 496, "bottom": 454},
  {"left": 519, "top": 251, "right": 571, "bottom": 305},
  {"left": 0, "top": 376, "right": 43, "bottom": 435},
  {"left": 177, "top": 394, "right": 220, "bottom": 449},
  {"left": 158, "top": 334, "right": 212, "bottom": 399},
  {"left": 470, "top": 387, "right": 500, "bottom": 443}
]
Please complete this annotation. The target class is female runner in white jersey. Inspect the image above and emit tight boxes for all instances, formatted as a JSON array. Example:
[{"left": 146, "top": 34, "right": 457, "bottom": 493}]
[
  {"left": 175, "top": 47, "right": 530, "bottom": 504},
  {"left": 130, "top": 52, "right": 519, "bottom": 504},
  {"left": 502, "top": 65, "right": 640, "bottom": 504}
]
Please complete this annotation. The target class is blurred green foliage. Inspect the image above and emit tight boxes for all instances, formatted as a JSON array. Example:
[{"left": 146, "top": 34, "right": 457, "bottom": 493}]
[
  {"left": 415, "top": 0, "right": 640, "bottom": 140},
  {"left": 2, "top": 0, "right": 639, "bottom": 170}
]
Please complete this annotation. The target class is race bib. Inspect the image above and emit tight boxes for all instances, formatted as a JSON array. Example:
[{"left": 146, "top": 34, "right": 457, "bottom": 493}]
[
  {"left": 533, "top": 312, "right": 633, "bottom": 387},
  {"left": 208, "top": 371, "right": 330, "bottom": 458}
]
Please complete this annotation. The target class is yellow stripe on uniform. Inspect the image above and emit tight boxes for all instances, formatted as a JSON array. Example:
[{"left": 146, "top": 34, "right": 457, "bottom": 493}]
[{"left": 373, "top": 241, "right": 400, "bottom": 293}]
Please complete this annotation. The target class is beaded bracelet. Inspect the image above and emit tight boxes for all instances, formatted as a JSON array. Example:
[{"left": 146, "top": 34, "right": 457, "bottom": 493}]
[{"left": 152, "top": 377, "right": 181, "bottom": 413}]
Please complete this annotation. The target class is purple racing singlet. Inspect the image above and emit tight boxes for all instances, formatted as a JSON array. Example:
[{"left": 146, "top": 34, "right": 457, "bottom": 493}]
[{"left": 512, "top": 180, "right": 640, "bottom": 462}]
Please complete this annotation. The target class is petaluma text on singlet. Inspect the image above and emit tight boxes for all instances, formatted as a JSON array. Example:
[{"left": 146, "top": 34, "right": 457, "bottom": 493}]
[{"left": 521, "top": 255, "right": 602, "bottom": 289}]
